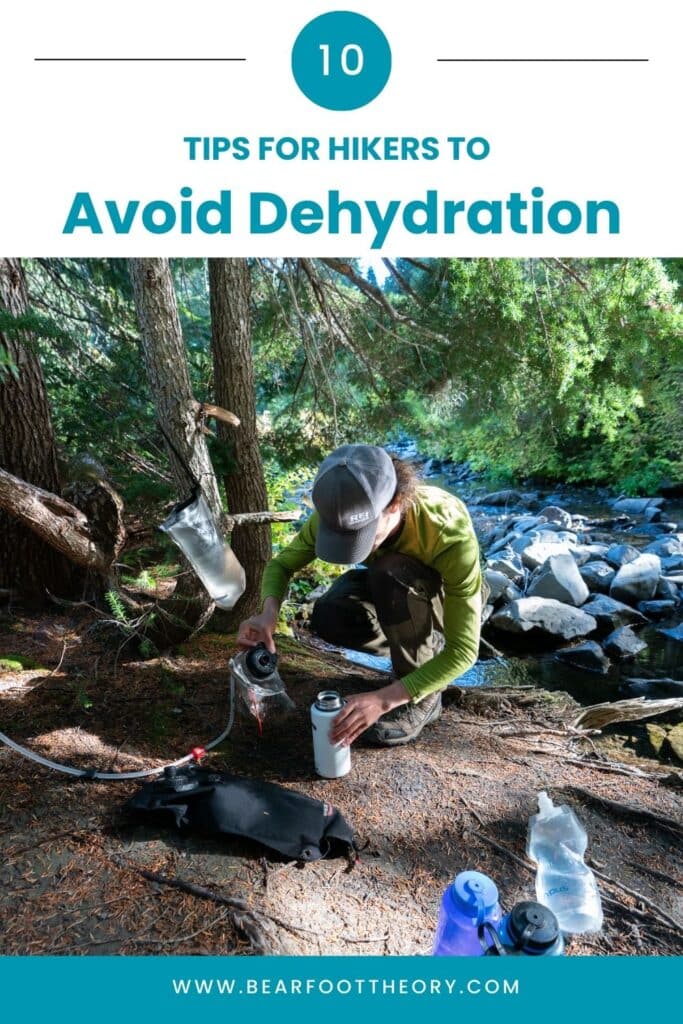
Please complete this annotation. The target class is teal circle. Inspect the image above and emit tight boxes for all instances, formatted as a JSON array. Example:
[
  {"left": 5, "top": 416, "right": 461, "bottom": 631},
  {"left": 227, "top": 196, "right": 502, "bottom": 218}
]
[{"left": 292, "top": 11, "right": 391, "bottom": 111}]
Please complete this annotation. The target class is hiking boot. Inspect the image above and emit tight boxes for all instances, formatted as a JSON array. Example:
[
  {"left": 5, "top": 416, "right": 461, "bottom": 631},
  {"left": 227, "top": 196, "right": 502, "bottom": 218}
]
[{"left": 363, "top": 691, "right": 443, "bottom": 747}]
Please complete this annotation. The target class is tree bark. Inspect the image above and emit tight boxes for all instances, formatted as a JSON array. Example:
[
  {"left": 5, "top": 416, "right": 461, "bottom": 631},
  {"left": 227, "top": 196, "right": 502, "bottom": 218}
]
[
  {"left": 129, "top": 259, "right": 222, "bottom": 520},
  {"left": 0, "top": 467, "right": 123, "bottom": 573},
  {"left": 0, "top": 258, "right": 82, "bottom": 604},
  {"left": 209, "top": 259, "right": 271, "bottom": 618},
  {"left": 129, "top": 258, "right": 220, "bottom": 645}
]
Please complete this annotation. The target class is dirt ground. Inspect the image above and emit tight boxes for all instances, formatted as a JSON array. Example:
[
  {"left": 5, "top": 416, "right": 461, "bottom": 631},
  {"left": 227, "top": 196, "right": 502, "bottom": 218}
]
[{"left": 1, "top": 611, "right": 682, "bottom": 957}]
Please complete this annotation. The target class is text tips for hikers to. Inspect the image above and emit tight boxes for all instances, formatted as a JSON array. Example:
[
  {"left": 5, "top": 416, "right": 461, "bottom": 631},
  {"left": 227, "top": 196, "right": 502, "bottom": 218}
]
[{"left": 2, "top": 1, "right": 680, "bottom": 253}]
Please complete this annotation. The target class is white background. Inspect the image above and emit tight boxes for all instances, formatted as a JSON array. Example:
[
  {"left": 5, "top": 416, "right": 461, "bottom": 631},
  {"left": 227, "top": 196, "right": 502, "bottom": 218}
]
[{"left": 1, "top": 1, "right": 680, "bottom": 255}]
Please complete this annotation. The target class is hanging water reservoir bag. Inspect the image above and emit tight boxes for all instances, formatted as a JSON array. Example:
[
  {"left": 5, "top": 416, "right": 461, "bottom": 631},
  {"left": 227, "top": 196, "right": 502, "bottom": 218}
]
[
  {"left": 125, "top": 766, "right": 356, "bottom": 862},
  {"left": 160, "top": 489, "right": 246, "bottom": 609}
]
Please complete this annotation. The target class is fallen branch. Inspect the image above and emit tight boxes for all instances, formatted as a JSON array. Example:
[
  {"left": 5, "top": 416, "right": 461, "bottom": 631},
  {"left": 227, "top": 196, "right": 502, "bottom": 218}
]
[
  {"left": 468, "top": 829, "right": 533, "bottom": 874},
  {"left": 0, "top": 466, "right": 114, "bottom": 572},
  {"left": 623, "top": 860, "right": 683, "bottom": 892},
  {"left": 561, "top": 785, "right": 683, "bottom": 838},
  {"left": 459, "top": 794, "right": 487, "bottom": 828},
  {"left": 113, "top": 861, "right": 276, "bottom": 953},
  {"left": 557, "top": 755, "right": 663, "bottom": 781},
  {"left": 126, "top": 908, "right": 235, "bottom": 948},
  {"left": 572, "top": 696, "right": 683, "bottom": 732},
  {"left": 115, "top": 860, "right": 327, "bottom": 948},
  {"left": 588, "top": 864, "right": 683, "bottom": 935}
]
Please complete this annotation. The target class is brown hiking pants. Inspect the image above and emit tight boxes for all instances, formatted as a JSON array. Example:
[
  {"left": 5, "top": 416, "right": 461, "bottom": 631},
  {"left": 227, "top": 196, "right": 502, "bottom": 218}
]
[{"left": 309, "top": 552, "right": 445, "bottom": 682}]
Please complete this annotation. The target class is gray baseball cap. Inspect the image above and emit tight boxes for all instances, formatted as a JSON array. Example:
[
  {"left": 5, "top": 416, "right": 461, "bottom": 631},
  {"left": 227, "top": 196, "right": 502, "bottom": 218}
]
[{"left": 312, "top": 445, "right": 397, "bottom": 564}]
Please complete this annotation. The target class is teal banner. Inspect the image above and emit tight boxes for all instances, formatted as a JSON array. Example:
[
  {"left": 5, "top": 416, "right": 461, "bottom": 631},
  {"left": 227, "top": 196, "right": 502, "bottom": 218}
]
[{"left": 0, "top": 955, "right": 677, "bottom": 1024}]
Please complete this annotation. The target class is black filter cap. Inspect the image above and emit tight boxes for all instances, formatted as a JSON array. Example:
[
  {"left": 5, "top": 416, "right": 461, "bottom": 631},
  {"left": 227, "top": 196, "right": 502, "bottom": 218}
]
[
  {"left": 245, "top": 642, "right": 278, "bottom": 679},
  {"left": 507, "top": 902, "right": 560, "bottom": 953}
]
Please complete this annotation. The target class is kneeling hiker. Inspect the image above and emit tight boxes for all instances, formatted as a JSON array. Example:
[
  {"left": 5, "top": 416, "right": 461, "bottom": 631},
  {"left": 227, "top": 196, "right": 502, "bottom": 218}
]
[{"left": 237, "top": 445, "right": 482, "bottom": 746}]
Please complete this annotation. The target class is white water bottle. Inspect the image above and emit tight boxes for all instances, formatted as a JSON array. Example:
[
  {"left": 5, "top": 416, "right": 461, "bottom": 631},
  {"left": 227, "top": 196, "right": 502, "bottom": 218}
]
[
  {"left": 527, "top": 791, "right": 603, "bottom": 934},
  {"left": 311, "top": 691, "right": 351, "bottom": 779}
]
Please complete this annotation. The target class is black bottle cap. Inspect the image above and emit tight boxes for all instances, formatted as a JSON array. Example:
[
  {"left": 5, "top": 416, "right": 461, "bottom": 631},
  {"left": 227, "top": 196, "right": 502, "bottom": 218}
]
[
  {"left": 245, "top": 642, "right": 278, "bottom": 679},
  {"left": 507, "top": 902, "right": 560, "bottom": 953}
]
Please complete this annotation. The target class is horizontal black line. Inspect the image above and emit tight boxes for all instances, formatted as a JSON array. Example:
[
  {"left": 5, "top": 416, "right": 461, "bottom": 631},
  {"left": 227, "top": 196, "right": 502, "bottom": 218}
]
[
  {"left": 438, "top": 57, "right": 649, "bottom": 62},
  {"left": 34, "top": 57, "right": 247, "bottom": 62}
]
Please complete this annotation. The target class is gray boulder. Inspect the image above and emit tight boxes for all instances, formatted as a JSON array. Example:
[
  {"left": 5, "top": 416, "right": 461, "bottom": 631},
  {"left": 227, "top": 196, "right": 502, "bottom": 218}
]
[
  {"left": 658, "top": 623, "right": 683, "bottom": 642},
  {"left": 569, "top": 546, "right": 595, "bottom": 567},
  {"left": 632, "top": 522, "right": 678, "bottom": 536},
  {"left": 512, "top": 515, "right": 544, "bottom": 534},
  {"left": 663, "top": 555, "right": 683, "bottom": 573},
  {"left": 586, "top": 543, "right": 610, "bottom": 558},
  {"left": 644, "top": 536, "right": 683, "bottom": 559},
  {"left": 603, "top": 626, "right": 648, "bottom": 660},
  {"left": 668, "top": 723, "right": 683, "bottom": 763},
  {"left": 579, "top": 561, "right": 616, "bottom": 593},
  {"left": 503, "top": 583, "right": 524, "bottom": 603},
  {"left": 605, "top": 544, "right": 641, "bottom": 569},
  {"left": 623, "top": 677, "right": 683, "bottom": 698},
  {"left": 515, "top": 533, "right": 577, "bottom": 570},
  {"left": 484, "top": 569, "right": 516, "bottom": 603},
  {"left": 656, "top": 577, "right": 681, "bottom": 602},
  {"left": 487, "top": 533, "right": 519, "bottom": 556},
  {"left": 490, "top": 597, "right": 597, "bottom": 641},
  {"left": 487, "top": 556, "right": 525, "bottom": 585},
  {"left": 644, "top": 506, "right": 662, "bottom": 523},
  {"left": 527, "top": 553, "right": 589, "bottom": 607},
  {"left": 610, "top": 553, "right": 661, "bottom": 604},
  {"left": 538, "top": 505, "right": 573, "bottom": 529},
  {"left": 481, "top": 490, "right": 525, "bottom": 506},
  {"left": 638, "top": 600, "right": 677, "bottom": 619},
  {"left": 612, "top": 496, "right": 664, "bottom": 515},
  {"left": 572, "top": 544, "right": 610, "bottom": 567},
  {"left": 555, "top": 641, "right": 610, "bottom": 675},
  {"left": 581, "top": 595, "right": 647, "bottom": 634}
]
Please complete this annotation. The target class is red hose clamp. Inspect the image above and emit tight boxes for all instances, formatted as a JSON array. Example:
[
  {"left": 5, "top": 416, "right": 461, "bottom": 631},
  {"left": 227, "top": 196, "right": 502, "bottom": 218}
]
[{"left": 191, "top": 746, "right": 207, "bottom": 763}]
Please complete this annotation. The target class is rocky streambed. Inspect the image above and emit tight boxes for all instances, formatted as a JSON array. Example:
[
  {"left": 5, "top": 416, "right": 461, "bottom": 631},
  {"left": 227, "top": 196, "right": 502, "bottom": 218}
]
[{"left": 384, "top": 441, "right": 683, "bottom": 763}]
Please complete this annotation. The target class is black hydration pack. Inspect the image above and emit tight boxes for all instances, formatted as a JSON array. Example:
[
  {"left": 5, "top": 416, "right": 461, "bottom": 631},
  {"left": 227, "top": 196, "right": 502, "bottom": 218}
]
[{"left": 125, "top": 765, "right": 356, "bottom": 863}]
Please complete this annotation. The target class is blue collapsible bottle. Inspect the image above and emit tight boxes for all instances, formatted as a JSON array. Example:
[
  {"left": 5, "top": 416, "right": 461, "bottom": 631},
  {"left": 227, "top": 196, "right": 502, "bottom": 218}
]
[{"left": 433, "top": 871, "right": 502, "bottom": 956}]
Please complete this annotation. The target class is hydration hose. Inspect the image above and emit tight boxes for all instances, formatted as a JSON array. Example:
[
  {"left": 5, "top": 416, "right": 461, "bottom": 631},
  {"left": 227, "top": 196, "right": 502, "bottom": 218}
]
[{"left": 0, "top": 674, "right": 235, "bottom": 782}]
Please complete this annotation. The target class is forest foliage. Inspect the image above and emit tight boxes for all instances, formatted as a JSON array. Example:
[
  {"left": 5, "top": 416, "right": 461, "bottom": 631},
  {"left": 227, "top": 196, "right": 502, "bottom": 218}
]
[{"left": 3, "top": 257, "right": 682, "bottom": 508}]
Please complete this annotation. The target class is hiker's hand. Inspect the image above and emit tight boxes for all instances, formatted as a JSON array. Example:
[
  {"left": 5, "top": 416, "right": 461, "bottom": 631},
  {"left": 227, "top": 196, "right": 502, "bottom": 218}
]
[
  {"left": 237, "top": 613, "right": 277, "bottom": 653},
  {"left": 330, "top": 681, "right": 410, "bottom": 746}
]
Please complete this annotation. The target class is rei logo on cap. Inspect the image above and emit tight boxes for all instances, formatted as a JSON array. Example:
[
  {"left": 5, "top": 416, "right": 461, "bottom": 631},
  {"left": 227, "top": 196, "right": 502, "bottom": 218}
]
[{"left": 348, "top": 511, "right": 371, "bottom": 524}]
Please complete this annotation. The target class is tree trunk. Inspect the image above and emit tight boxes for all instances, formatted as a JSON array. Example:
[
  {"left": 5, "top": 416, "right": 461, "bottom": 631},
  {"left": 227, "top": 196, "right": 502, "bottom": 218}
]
[
  {"left": 0, "top": 258, "right": 82, "bottom": 604},
  {"left": 129, "top": 259, "right": 222, "bottom": 520},
  {"left": 129, "top": 258, "right": 220, "bottom": 645},
  {"left": 209, "top": 258, "right": 271, "bottom": 618}
]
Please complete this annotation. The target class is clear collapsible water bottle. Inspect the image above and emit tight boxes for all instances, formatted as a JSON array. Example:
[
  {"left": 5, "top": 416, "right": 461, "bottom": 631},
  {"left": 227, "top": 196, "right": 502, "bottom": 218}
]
[
  {"left": 160, "top": 490, "right": 245, "bottom": 609},
  {"left": 432, "top": 870, "right": 502, "bottom": 956},
  {"left": 527, "top": 791, "right": 603, "bottom": 934}
]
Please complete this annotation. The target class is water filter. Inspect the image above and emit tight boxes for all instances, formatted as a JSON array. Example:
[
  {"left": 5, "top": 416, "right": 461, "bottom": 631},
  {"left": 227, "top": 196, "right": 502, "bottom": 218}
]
[
  {"left": 311, "top": 691, "right": 351, "bottom": 779},
  {"left": 527, "top": 790, "right": 603, "bottom": 934},
  {"left": 229, "top": 643, "right": 295, "bottom": 727}
]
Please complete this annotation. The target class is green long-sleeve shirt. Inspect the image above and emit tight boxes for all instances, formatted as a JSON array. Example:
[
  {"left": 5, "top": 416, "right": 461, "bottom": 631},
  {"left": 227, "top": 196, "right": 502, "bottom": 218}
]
[{"left": 261, "top": 485, "right": 482, "bottom": 700}]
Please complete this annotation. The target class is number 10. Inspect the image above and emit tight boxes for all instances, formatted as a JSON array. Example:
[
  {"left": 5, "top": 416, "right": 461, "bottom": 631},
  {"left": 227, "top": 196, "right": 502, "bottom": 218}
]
[{"left": 319, "top": 43, "right": 364, "bottom": 76}]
